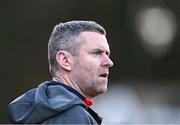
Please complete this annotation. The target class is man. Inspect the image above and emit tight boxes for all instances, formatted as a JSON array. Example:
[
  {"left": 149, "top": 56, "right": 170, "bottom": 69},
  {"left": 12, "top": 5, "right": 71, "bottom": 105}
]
[{"left": 8, "top": 20, "right": 113, "bottom": 124}]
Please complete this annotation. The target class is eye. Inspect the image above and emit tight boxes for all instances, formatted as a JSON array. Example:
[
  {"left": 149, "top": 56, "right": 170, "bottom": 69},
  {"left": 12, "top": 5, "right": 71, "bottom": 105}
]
[
  {"left": 92, "top": 51, "right": 101, "bottom": 55},
  {"left": 91, "top": 50, "right": 103, "bottom": 56},
  {"left": 106, "top": 51, "right": 110, "bottom": 57}
]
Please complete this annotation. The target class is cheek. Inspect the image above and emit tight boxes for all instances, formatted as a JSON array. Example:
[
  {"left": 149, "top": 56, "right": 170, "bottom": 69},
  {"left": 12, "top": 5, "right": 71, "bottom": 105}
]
[
  {"left": 84, "top": 60, "right": 100, "bottom": 73},
  {"left": 75, "top": 55, "right": 101, "bottom": 77},
  {"left": 79, "top": 61, "right": 99, "bottom": 80}
]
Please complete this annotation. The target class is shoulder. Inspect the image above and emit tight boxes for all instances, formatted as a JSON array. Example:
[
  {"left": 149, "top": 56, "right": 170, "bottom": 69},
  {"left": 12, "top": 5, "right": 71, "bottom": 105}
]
[{"left": 43, "top": 105, "right": 98, "bottom": 124}]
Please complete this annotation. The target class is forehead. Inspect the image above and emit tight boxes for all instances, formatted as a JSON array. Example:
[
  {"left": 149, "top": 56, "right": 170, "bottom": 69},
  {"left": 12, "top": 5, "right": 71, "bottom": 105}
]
[{"left": 79, "top": 31, "right": 110, "bottom": 51}]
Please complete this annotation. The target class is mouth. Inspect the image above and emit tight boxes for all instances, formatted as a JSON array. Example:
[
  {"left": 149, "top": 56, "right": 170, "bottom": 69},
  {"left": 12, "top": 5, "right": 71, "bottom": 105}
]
[{"left": 99, "top": 73, "right": 108, "bottom": 78}]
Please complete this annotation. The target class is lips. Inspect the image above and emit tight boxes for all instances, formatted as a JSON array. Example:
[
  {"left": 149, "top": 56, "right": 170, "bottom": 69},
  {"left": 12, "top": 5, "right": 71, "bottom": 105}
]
[{"left": 99, "top": 73, "right": 108, "bottom": 78}]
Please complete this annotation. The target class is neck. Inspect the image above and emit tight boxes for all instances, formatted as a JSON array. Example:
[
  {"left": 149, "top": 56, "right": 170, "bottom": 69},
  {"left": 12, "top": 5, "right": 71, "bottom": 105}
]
[{"left": 52, "top": 73, "right": 92, "bottom": 100}]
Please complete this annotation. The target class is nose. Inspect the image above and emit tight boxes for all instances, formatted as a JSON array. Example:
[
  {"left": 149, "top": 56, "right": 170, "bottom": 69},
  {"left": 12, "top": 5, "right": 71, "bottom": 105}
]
[{"left": 102, "top": 55, "right": 114, "bottom": 68}]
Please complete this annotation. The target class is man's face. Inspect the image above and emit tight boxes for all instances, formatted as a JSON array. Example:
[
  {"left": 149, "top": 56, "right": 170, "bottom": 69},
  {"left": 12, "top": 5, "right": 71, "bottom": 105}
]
[{"left": 71, "top": 31, "right": 113, "bottom": 98}]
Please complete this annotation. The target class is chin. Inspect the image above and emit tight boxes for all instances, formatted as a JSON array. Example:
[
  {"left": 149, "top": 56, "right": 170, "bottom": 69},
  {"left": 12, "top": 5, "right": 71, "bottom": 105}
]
[{"left": 98, "top": 86, "right": 107, "bottom": 94}]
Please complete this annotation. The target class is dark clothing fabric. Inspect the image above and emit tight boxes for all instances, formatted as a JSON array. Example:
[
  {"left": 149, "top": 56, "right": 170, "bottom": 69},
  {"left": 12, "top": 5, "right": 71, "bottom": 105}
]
[{"left": 8, "top": 81, "right": 102, "bottom": 124}]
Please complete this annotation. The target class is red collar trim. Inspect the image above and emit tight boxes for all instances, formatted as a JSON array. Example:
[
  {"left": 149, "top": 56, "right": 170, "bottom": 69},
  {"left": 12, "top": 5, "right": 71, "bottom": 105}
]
[{"left": 84, "top": 98, "right": 93, "bottom": 106}]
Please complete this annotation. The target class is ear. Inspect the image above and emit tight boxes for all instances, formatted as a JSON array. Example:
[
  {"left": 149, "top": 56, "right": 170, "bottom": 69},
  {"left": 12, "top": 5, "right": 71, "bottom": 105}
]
[{"left": 56, "top": 51, "right": 73, "bottom": 71}]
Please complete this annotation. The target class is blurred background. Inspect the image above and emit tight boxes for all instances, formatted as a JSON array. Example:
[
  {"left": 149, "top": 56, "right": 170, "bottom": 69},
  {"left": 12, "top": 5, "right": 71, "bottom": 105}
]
[{"left": 1, "top": 0, "right": 180, "bottom": 123}]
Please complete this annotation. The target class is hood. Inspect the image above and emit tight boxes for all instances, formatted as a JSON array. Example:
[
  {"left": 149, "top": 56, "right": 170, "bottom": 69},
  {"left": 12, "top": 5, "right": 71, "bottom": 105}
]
[{"left": 8, "top": 81, "right": 83, "bottom": 124}]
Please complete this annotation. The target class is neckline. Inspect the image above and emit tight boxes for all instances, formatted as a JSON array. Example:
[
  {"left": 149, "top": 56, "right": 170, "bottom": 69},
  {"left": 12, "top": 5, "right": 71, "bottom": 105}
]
[{"left": 48, "top": 80, "right": 92, "bottom": 106}]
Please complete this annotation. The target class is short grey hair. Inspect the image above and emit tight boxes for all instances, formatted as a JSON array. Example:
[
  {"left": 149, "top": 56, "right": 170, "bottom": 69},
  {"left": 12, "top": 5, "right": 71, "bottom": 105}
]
[{"left": 48, "top": 20, "right": 106, "bottom": 76}]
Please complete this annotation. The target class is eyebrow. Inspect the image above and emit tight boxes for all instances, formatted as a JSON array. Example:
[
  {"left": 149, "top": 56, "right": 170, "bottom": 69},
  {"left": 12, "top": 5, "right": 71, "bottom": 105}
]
[{"left": 91, "top": 48, "right": 111, "bottom": 56}]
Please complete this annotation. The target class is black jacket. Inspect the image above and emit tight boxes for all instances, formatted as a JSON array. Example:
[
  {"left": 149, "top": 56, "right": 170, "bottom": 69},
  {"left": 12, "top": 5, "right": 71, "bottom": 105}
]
[{"left": 8, "top": 81, "right": 102, "bottom": 124}]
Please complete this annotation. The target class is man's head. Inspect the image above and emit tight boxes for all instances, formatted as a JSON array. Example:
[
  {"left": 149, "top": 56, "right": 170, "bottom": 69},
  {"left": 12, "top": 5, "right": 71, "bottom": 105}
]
[
  {"left": 48, "top": 21, "right": 106, "bottom": 76},
  {"left": 48, "top": 20, "right": 113, "bottom": 98}
]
